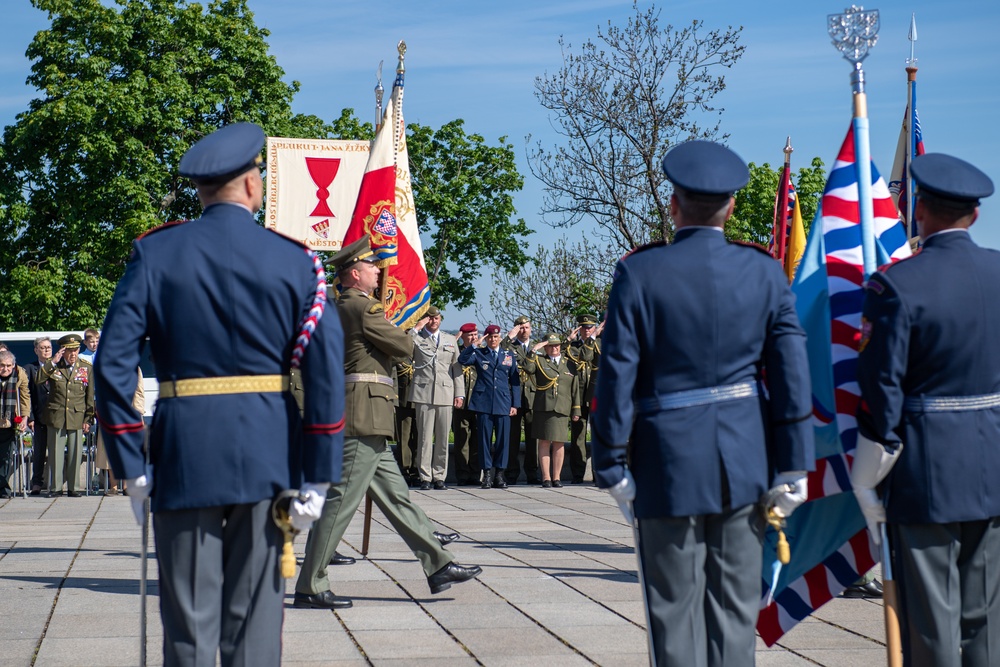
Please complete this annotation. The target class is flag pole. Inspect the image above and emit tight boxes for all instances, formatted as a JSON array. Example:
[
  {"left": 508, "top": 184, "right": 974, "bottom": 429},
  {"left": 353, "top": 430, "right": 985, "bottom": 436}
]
[
  {"left": 905, "top": 14, "right": 918, "bottom": 244},
  {"left": 776, "top": 137, "right": 793, "bottom": 264}
]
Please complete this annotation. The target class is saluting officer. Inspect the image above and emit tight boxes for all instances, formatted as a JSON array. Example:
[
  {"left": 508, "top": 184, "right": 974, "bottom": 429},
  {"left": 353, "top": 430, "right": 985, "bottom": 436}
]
[
  {"left": 501, "top": 315, "right": 539, "bottom": 484},
  {"left": 566, "top": 313, "right": 602, "bottom": 483},
  {"left": 591, "top": 141, "right": 814, "bottom": 666},
  {"left": 95, "top": 122, "right": 345, "bottom": 666},
  {"left": 452, "top": 323, "right": 480, "bottom": 485},
  {"left": 295, "top": 235, "right": 481, "bottom": 609},
  {"left": 38, "top": 333, "right": 95, "bottom": 497},
  {"left": 852, "top": 153, "right": 999, "bottom": 666}
]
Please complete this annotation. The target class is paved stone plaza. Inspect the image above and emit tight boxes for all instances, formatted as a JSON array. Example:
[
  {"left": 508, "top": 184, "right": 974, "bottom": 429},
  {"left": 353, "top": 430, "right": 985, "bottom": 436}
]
[{"left": 0, "top": 486, "right": 888, "bottom": 666}]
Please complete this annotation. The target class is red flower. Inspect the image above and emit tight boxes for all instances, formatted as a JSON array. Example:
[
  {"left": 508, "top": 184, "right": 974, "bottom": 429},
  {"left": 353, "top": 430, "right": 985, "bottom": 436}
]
[{"left": 13, "top": 416, "right": 23, "bottom": 425}]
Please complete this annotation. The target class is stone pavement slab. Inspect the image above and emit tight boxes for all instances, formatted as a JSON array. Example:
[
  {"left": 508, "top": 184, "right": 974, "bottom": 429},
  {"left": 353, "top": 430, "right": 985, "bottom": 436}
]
[{"left": 0, "top": 486, "right": 889, "bottom": 665}]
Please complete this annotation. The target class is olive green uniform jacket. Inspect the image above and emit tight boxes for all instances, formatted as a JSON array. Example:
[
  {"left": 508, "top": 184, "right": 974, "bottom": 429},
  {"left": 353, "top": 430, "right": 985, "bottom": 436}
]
[
  {"left": 521, "top": 354, "right": 581, "bottom": 418},
  {"left": 338, "top": 288, "right": 413, "bottom": 437},
  {"left": 37, "top": 358, "right": 95, "bottom": 431}
]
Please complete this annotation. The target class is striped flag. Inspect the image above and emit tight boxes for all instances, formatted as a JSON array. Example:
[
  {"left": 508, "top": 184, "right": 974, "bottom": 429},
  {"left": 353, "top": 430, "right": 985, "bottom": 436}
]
[
  {"left": 888, "top": 81, "right": 925, "bottom": 237},
  {"left": 756, "top": 125, "right": 910, "bottom": 645}
]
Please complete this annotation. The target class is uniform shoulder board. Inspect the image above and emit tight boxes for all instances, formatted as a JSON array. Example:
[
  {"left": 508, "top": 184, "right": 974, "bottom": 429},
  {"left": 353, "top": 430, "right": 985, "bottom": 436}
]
[
  {"left": 879, "top": 247, "right": 921, "bottom": 274},
  {"left": 621, "top": 240, "right": 667, "bottom": 261},
  {"left": 729, "top": 239, "right": 771, "bottom": 255},
  {"left": 368, "top": 302, "right": 385, "bottom": 315},
  {"left": 136, "top": 219, "right": 188, "bottom": 242}
]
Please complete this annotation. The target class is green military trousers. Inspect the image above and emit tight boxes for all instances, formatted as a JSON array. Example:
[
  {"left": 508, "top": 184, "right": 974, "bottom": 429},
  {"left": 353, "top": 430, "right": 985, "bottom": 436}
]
[{"left": 296, "top": 435, "right": 453, "bottom": 596}]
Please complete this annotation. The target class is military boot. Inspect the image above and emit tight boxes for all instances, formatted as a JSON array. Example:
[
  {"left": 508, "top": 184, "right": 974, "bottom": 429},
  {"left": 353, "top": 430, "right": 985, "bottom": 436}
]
[
  {"left": 492, "top": 469, "right": 508, "bottom": 489},
  {"left": 480, "top": 469, "right": 493, "bottom": 489}
]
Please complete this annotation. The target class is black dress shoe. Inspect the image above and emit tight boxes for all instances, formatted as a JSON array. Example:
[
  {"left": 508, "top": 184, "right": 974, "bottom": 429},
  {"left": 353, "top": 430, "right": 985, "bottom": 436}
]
[
  {"left": 67, "top": 491, "right": 83, "bottom": 498},
  {"left": 330, "top": 551, "right": 356, "bottom": 566},
  {"left": 842, "top": 579, "right": 883, "bottom": 599},
  {"left": 29, "top": 486, "right": 41, "bottom": 497},
  {"left": 434, "top": 531, "right": 459, "bottom": 546},
  {"left": 492, "top": 470, "right": 507, "bottom": 489},
  {"left": 292, "top": 590, "right": 353, "bottom": 609},
  {"left": 552, "top": 480, "right": 563, "bottom": 488},
  {"left": 433, "top": 481, "right": 447, "bottom": 490},
  {"left": 541, "top": 480, "right": 552, "bottom": 488},
  {"left": 419, "top": 481, "right": 432, "bottom": 491},
  {"left": 427, "top": 562, "right": 482, "bottom": 594},
  {"left": 480, "top": 470, "right": 493, "bottom": 489}
]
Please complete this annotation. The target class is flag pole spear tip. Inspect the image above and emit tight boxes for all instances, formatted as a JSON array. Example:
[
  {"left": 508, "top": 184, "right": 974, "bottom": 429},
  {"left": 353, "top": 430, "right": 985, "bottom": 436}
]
[
  {"left": 783, "top": 136, "right": 793, "bottom": 167},
  {"left": 906, "top": 13, "right": 917, "bottom": 68}
]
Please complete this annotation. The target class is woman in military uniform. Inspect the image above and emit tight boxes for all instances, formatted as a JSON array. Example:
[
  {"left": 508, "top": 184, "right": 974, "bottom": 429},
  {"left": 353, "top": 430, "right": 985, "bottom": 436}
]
[{"left": 523, "top": 334, "right": 581, "bottom": 487}]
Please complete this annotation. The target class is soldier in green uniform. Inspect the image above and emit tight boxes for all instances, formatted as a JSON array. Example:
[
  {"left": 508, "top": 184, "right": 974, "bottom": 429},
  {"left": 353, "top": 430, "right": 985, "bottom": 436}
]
[
  {"left": 452, "top": 323, "right": 480, "bottom": 485},
  {"left": 524, "top": 334, "right": 582, "bottom": 487},
  {"left": 565, "top": 314, "right": 602, "bottom": 483},
  {"left": 392, "top": 358, "right": 419, "bottom": 486},
  {"left": 295, "top": 236, "right": 481, "bottom": 609},
  {"left": 37, "top": 334, "right": 95, "bottom": 497},
  {"left": 502, "top": 316, "right": 539, "bottom": 484}
]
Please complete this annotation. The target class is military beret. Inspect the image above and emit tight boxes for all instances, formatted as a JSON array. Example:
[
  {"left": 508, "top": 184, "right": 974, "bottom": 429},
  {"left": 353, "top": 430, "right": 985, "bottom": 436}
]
[
  {"left": 911, "top": 153, "right": 994, "bottom": 208},
  {"left": 484, "top": 324, "right": 501, "bottom": 335},
  {"left": 459, "top": 323, "right": 478, "bottom": 334},
  {"left": 58, "top": 334, "right": 83, "bottom": 350},
  {"left": 576, "top": 313, "right": 598, "bottom": 326},
  {"left": 543, "top": 333, "right": 562, "bottom": 346},
  {"left": 179, "top": 122, "right": 265, "bottom": 184},
  {"left": 426, "top": 306, "right": 441, "bottom": 317},
  {"left": 662, "top": 141, "right": 749, "bottom": 196},
  {"left": 513, "top": 315, "right": 530, "bottom": 326},
  {"left": 330, "top": 235, "right": 376, "bottom": 273}
]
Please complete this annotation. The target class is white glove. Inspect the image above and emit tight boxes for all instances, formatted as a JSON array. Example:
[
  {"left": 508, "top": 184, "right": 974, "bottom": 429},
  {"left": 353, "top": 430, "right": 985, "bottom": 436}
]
[
  {"left": 289, "top": 482, "right": 330, "bottom": 532},
  {"left": 607, "top": 470, "right": 636, "bottom": 524},
  {"left": 124, "top": 475, "right": 151, "bottom": 526},
  {"left": 853, "top": 487, "right": 885, "bottom": 549},
  {"left": 769, "top": 471, "right": 808, "bottom": 519}
]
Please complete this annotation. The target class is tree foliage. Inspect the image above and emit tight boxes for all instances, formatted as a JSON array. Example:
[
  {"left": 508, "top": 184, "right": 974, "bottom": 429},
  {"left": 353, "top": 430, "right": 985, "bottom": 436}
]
[
  {"left": 528, "top": 1, "right": 744, "bottom": 252},
  {"left": 487, "top": 236, "right": 617, "bottom": 336},
  {"left": 0, "top": 0, "right": 328, "bottom": 329},
  {"left": 727, "top": 157, "right": 826, "bottom": 245},
  {"left": 408, "top": 120, "right": 531, "bottom": 309}
]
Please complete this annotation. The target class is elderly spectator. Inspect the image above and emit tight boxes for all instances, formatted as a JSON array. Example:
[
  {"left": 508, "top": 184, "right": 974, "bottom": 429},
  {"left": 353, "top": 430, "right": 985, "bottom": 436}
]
[
  {"left": 409, "top": 306, "right": 464, "bottom": 490},
  {"left": 524, "top": 334, "right": 581, "bottom": 488},
  {"left": 458, "top": 324, "right": 520, "bottom": 489},
  {"left": 502, "top": 316, "right": 539, "bottom": 484},
  {"left": 24, "top": 337, "right": 53, "bottom": 495},
  {"left": 37, "top": 333, "right": 95, "bottom": 497},
  {"left": 0, "top": 350, "right": 31, "bottom": 498}
]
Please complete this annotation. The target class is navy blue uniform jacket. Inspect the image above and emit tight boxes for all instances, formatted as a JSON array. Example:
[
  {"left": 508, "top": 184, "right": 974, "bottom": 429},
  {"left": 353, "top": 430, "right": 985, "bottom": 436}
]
[
  {"left": 857, "top": 230, "right": 1000, "bottom": 524},
  {"left": 95, "top": 203, "right": 345, "bottom": 512},
  {"left": 591, "top": 227, "right": 814, "bottom": 519},
  {"left": 458, "top": 346, "right": 520, "bottom": 415}
]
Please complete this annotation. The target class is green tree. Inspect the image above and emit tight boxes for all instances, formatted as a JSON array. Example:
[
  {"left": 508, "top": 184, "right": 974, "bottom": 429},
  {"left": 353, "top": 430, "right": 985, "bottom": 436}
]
[
  {"left": 727, "top": 157, "right": 826, "bottom": 245},
  {"left": 408, "top": 120, "right": 531, "bottom": 309},
  {"left": 0, "top": 0, "right": 329, "bottom": 329},
  {"left": 528, "top": 2, "right": 745, "bottom": 252}
]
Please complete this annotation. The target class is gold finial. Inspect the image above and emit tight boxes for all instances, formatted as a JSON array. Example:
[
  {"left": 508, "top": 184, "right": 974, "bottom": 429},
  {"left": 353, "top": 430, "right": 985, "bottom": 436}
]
[{"left": 397, "top": 40, "right": 406, "bottom": 74}]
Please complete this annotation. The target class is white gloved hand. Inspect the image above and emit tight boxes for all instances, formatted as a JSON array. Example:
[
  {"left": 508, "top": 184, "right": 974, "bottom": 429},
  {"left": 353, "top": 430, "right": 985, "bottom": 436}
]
[
  {"left": 853, "top": 487, "right": 885, "bottom": 549},
  {"left": 124, "top": 475, "right": 151, "bottom": 526},
  {"left": 289, "top": 482, "right": 330, "bottom": 532},
  {"left": 769, "top": 471, "right": 808, "bottom": 519},
  {"left": 607, "top": 470, "right": 636, "bottom": 524}
]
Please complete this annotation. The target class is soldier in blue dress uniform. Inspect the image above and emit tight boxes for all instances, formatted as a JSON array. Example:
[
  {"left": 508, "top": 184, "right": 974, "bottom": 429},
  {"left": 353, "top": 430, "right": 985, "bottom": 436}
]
[
  {"left": 852, "top": 153, "right": 998, "bottom": 667},
  {"left": 458, "top": 324, "right": 520, "bottom": 489},
  {"left": 95, "top": 123, "right": 345, "bottom": 667},
  {"left": 591, "top": 141, "right": 814, "bottom": 666}
]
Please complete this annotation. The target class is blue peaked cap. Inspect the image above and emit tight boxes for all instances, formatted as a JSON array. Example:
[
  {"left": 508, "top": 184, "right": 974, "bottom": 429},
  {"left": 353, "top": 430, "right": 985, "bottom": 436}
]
[
  {"left": 179, "top": 122, "right": 265, "bottom": 184},
  {"left": 910, "top": 153, "right": 994, "bottom": 206},
  {"left": 661, "top": 140, "right": 749, "bottom": 196}
]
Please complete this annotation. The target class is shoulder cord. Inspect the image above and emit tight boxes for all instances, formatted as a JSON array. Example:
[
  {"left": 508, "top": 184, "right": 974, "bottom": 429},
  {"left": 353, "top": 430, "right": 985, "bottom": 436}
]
[
  {"left": 533, "top": 355, "right": 559, "bottom": 391},
  {"left": 290, "top": 249, "right": 327, "bottom": 369}
]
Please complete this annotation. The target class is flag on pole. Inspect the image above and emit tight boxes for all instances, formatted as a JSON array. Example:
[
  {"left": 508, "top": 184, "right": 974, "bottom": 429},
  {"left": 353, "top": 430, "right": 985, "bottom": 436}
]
[
  {"left": 756, "top": 125, "right": 910, "bottom": 645},
  {"left": 341, "top": 64, "right": 430, "bottom": 328},
  {"left": 783, "top": 181, "right": 806, "bottom": 282},
  {"left": 888, "top": 82, "right": 925, "bottom": 237},
  {"left": 771, "top": 164, "right": 792, "bottom": 263}
]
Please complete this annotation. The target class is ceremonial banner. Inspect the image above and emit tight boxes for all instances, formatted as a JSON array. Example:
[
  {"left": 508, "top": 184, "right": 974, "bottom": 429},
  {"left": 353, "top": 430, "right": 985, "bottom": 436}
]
[
  {"left": 783, "top": 182, "right": 806, "bottom": 282},
  {"left": 757, "top": 126, "right": 910, "bottom": 645},
  {"left": 341, "top": 63, "right": 429, "bottom": 328},
  {"left": 887, "top": 82, "right": 925, "bottom": 237},
  {"left": 265, "top": 138, "right": 370, "bottom": 251}
]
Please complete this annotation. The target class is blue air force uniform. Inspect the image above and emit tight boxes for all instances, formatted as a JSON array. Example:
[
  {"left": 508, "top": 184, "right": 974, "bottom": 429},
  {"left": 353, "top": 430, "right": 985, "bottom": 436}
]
[
  {"left": 458, "top": 335, "right": 520, "bottom": 475},
  {"left": 95, "top": 123, "right": 345, "bottom": 667},
  {"left": 591, "top": 141, "right": 813, "bottom": 667},
  {"left": 856, "top": 153, "right": 998, "bottom": 666}
]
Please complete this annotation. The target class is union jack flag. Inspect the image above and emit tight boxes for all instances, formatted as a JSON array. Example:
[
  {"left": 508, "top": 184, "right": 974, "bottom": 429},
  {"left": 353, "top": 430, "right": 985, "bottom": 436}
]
[{"left": 756, "top": 125, "right": 910, "bottom": 645}]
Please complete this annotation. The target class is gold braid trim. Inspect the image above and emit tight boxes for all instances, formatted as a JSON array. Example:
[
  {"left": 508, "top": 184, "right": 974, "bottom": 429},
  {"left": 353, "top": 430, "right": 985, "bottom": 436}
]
[
  {"left": 397, "top": 361, "right": 414, "bottom": 380},
  {"left": 533, "top": 356, "right": 559, "bottom": 392}
]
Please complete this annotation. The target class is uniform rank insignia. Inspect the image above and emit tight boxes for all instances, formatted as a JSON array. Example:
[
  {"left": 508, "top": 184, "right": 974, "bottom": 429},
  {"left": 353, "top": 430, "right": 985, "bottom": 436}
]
[
  {"left": 368, "top": 303, "right": 384, "bottom": 315},
  {"left": 481, "top": 362, "right": 490, "bottom": 371},
  {"left": 858, "top": 317, "right": 873, "bottom": 353},
  {"left": 502, "top": 356, "right": 512, "bottom": 367}
]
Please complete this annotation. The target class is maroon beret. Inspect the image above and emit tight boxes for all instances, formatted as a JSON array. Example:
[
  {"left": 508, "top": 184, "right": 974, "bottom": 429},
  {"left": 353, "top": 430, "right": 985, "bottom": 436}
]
[
  {"left": 459, "top": 322, "right": 478, "bottom": 334},
  {"left": 484, "top": 324, "right": 501, "bottom": 335}
]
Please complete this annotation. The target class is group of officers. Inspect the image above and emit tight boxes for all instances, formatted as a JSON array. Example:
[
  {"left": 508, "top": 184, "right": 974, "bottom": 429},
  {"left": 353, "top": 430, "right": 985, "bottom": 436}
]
[{"left": 89, "top": 119, "right": 998, "bottom": 667}]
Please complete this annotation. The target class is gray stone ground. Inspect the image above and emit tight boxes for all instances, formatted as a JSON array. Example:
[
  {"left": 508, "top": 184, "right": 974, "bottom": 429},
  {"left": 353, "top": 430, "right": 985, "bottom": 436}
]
[{"left": 0, "top": 486, "right": 888, "bottom": 666}]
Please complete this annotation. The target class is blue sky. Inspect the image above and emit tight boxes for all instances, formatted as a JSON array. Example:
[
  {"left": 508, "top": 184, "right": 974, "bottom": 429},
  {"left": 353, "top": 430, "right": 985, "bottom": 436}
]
[{"left": 3, "top": 1, "right": 999, "bottom": 325}]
